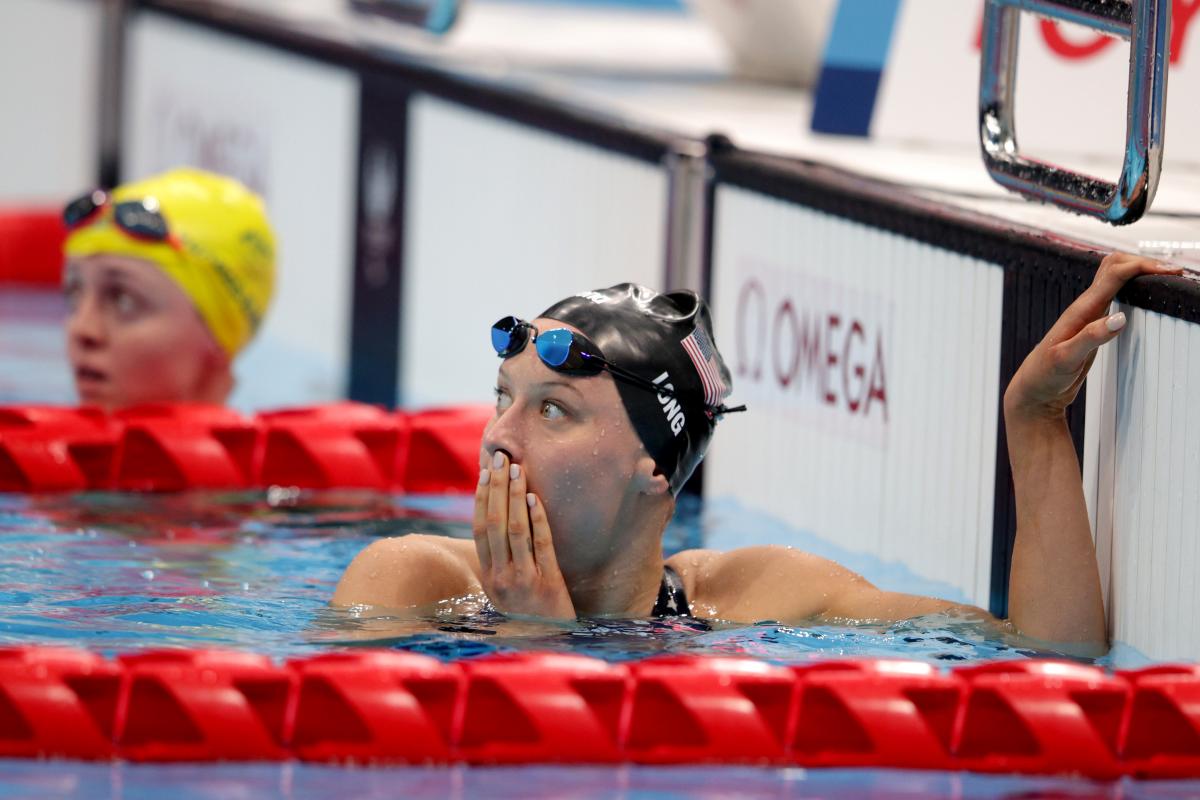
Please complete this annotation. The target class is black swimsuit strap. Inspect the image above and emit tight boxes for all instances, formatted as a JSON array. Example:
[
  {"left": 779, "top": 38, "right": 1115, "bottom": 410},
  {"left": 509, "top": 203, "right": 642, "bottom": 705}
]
[{"left": 650, "top": 564, "right": 689, "bottom": 618}]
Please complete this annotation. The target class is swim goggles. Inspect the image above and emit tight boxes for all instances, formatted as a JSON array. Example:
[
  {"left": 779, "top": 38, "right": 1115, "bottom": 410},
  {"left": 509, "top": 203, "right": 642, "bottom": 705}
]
[
  {"left": 62, "top": 190, "right": 181, "bottom": 250},
  {"left": 491, "top": 316, "right": 685, "bottom": 401}
]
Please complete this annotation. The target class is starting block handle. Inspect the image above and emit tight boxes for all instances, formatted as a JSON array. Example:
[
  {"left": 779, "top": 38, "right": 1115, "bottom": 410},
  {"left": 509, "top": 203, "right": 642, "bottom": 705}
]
[{"left": 979, "top": 0, "right": 1171, "bottom": 225}]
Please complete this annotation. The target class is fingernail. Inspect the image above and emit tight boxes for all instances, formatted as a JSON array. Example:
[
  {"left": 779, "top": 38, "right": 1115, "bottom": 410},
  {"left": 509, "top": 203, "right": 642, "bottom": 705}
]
[
  {"left": 478, "top": 468, "right": 489, "bottom": 486},
  {"left": 1106, "top": 312, "right": 1127, "bottom": 332},
  {"left": 510, "top": 464, "right": 520, "bottom": 480},
  {"left": 492, "top": 451, "right": 504, "bottom": 469},
  {"left": 526, "top": 493, "right": 536, "bottom": 508}
]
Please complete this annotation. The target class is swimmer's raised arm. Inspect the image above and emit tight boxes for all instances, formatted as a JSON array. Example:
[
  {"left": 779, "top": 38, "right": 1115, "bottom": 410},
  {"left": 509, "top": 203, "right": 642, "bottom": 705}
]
[
  {"left": 677, "top": 254, "right": 1179, "bottom": 653},
  {"left": 1003, "top": 253, "right": 1181, "bottom": 649}
]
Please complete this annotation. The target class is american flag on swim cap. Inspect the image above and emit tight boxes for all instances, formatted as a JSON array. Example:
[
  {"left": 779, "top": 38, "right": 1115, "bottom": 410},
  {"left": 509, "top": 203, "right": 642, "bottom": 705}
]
[{"left": 681, "top": 326, "right": 729, "bottom": 407}]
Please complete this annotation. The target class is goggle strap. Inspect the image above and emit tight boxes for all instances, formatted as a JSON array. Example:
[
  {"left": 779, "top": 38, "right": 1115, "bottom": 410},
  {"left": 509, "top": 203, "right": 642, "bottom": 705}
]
[
  {"left": 709, "top": 403, "right": 748, "bottom": 420},
  {"left": 599, "top": 358, "right": 681, "bottom": 400}
]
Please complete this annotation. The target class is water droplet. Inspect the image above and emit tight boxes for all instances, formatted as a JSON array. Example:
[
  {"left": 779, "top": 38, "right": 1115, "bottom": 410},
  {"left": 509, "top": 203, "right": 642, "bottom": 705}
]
[{"left": 141, "top": 570, "right": 154, "bottom": 581}]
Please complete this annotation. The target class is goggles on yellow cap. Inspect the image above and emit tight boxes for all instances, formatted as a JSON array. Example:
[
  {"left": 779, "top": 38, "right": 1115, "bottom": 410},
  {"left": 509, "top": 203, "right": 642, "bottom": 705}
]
[
  {"left": 62, "top": 168, "right": 276, "bottom": 358},
  {"left": 62, "top": 188, "right": 262, "bottom": 332},
  {"left": 63, "top": 190, "right": 181, "bottom": 250}
]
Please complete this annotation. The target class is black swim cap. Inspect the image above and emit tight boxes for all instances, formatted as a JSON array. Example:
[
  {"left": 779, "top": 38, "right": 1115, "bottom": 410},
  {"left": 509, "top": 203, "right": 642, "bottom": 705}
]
[{"left": 539, "top": 284, "right": 736, "bottom": 495}]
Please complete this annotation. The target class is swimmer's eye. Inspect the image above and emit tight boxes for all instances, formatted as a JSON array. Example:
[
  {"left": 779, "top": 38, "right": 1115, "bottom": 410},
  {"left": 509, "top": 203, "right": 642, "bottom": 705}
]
[
  {"left": 103, "top": 284, "right": 144, "bottom": 319},
  {"left": 540, "top": 400, "right": 567, "bottom": 420},
  {"left": 62, "top": 278, "right": 82, "bottom": 311},
  {"left": 493, "top": 386, "right": 513, "bottom": 411}
]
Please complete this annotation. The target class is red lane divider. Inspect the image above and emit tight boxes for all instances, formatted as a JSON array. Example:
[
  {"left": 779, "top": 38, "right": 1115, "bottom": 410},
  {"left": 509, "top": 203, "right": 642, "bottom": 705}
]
[
  {"left": 117, "top": 650, "right": 294, "bottom": 762},
  {"left": 790, "top": 659, "right": 961, "bottom": 771},
  {"left": 0, "top": 208, "right": 65, "bottom": 286},
  {"left": 1120, "top": 664, "right": 1200, "bottom": 778},
  {"left": 459, "top": 653, "right": 629, "bottom": 764},
  {"left": 0, "top": 647, "right": 123, "bottom": 760},
  {"left": 401, "top": 407, "right": 492, "bottom": 494},
  {"left": 114, "top": 405, "right": 260, "bottom": 492},
  {"left": 1, "top": 646, "right": 1197, "bottom": 777},
  {"left": 0, "top": 403, "right": 491, "bottom": 493},
  {"left": 260, "top": 403, "right": 401, "bottom": 490},
  {"left": 289, "top": 651, "right": 462, "bottom": 763},
  {"left": 0, "top": 407, "right": 118, "bottom": 492},
  {"left": 627, "top": 655, "right": 794, "bottom": 764},
  {"left": 953, "top": 660, "right": 1128, "bottom": 779}
]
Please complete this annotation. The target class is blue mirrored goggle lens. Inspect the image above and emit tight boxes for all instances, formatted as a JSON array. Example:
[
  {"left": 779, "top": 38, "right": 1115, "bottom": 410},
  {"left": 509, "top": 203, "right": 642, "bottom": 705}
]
[
  {"left": 491, "top": 326, "right": 513, "bottom": 355},
  {"left": 535, "top": 328, "right": 574, "bottom": 368},
  {"left": 491, "top": 317, "right": 531, "bottom": 356}
]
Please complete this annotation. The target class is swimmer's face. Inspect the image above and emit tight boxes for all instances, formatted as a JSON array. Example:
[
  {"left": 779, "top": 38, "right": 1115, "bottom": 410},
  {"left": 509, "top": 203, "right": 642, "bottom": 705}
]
[
  {"left": 63, "top": 254, "right": 229, "bottom": 411},
  {"left": 481, "top": 318, "right": 668, "bottom": 574}
]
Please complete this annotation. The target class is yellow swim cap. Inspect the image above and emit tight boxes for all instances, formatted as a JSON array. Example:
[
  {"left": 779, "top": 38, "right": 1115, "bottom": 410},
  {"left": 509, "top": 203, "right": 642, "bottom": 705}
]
[{"left": 63, "top": 168, "right": 276, "bottom": 358}]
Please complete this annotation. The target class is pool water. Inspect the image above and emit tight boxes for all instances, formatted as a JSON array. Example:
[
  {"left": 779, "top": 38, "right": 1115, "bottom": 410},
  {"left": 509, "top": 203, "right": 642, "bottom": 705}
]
[
  {"left": 1, "top": 489, "right": 1073, "bottom": 665},
  {"left": 3, "top": 762, "right": 1198, "bottom": 800},
  {"left": 0, "top": 488, "right": 1181, "bottom": 800}
]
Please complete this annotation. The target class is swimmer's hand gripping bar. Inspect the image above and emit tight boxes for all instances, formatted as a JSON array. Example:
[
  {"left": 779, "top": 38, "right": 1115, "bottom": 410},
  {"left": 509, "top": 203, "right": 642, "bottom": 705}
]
[{"left": 979, "top": 0, "right": 1171, "bottom": 225}]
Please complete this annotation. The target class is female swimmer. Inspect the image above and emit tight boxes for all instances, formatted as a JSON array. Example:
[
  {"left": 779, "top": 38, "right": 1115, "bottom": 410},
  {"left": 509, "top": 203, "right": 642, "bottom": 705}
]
[
  {"left": 62, "top": 168, "right": 275, "bottom": 410},
  {"left": 335, "top": 253, "right": 1180, "bottom": 653}
]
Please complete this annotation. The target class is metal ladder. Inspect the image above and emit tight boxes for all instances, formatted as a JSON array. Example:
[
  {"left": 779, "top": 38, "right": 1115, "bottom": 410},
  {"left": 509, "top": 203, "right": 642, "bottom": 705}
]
[{"left": 979, "top": 0, "right": 1172, "bottom": 225}]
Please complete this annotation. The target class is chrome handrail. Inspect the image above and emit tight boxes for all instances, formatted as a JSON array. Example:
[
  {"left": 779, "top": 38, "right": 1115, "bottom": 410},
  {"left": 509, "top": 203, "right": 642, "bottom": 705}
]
[{"left": 979, "top": 0, "right": 1171, "bottom": 225}]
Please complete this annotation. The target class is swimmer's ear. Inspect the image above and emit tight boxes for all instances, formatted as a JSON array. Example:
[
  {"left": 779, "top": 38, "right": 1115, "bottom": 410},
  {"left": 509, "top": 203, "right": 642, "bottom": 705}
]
[{"left": 631, "top": 455, "right": 670, "bottom": 496}]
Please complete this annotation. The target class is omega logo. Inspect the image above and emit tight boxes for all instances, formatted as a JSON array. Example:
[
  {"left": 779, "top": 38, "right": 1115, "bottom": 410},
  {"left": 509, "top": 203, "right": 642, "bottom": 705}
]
[
  {"left": 153, "top": 95, "right": 269, "bottom": 196},
  {"left": 735, "top": 278, "right": 888, "bottom": 421}
]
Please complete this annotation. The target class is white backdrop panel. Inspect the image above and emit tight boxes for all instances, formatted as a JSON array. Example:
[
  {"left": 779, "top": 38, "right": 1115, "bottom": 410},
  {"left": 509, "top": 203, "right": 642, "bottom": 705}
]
[
  {"left": 705, "top": 186, "right": 1003, "bottom": 606},
  {"left": 123, "top": 12, "right": 360, "bottom": 410},
  {"left": 0, "top": 0, "right": 101, "bottom": 202},
  {"left": 1107, "top": 306, "right": 1200, "bottom": 661},
  {"left": 402, "top": 95, "right": 668, "bottom": 407}
]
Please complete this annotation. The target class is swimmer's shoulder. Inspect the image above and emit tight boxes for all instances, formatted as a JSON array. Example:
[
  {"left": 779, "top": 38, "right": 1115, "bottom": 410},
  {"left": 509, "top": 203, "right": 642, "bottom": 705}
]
[
  {"left": 666, "top": 545, "right": 862, "bottom": 623},
  {"left": 331, "top": 533, "right": 481, "bottom": 609}
]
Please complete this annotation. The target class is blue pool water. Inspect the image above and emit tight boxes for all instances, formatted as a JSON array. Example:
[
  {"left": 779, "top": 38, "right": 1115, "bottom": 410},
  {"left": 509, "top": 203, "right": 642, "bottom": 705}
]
[
  {"left": 5, "top": 487, "right": 1184, "bottom": 800},
  {"left": 1, "top": 489, "right": 1081, "bottom": 666},
  {"left": 3, "top": 762, "right": 1199, "bottom": 800}
]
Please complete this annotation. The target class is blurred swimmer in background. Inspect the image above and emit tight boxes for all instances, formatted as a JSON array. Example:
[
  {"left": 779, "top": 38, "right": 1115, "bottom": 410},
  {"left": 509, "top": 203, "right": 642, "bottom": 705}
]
[{"left": 61, "top": 168, "right": 275, "bottom": 410}]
